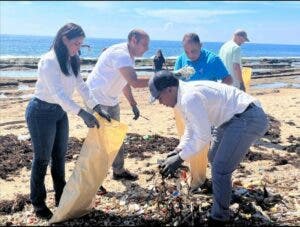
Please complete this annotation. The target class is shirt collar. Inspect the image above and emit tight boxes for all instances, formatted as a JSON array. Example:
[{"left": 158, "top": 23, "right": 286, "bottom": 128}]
[
  {"left": 175, "top": 80, "right": 187, "bottom": 109},
  {"left": 185, "top": 49, "right": 204, "bottom": 62}
]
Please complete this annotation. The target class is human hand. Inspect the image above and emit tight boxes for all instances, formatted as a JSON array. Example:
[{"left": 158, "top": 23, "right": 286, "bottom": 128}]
[
  {"left": 160, "top": 154, "right": 184, "bottom": 177},
  {"left": 132, "top": 105, "right": 140, "bottom": 120},
  {"left": 93, "top": 104, "right": 111, "bottom": 122},
  {"left": 173, "top": 65, "right": 195, "bottom": 80},
  {"left": 166, "top": 148, "right": 181, "bottom": 158},
  {"left": 78, "top": 109, "right": 99, "bottom": 128}
]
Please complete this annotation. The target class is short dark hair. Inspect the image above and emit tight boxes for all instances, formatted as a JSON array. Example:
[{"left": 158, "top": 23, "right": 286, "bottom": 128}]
[
  {"left": 149, "top": 70, "right": 179, "bottom": 100},
  {"left": 51, "top": 23, "right": 85, "bottom": 77},
  {"left": 182, "top": 33, "right": 201, "bottom": 45},
  {"left": 128, "top": 29, "right": 149, "bottom": 43},
  {"left": 154, "top": 70, "right": 179, "bottom": 90}
]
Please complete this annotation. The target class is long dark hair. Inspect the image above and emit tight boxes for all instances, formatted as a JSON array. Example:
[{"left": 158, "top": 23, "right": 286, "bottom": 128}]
[
  {"left": 155, "top": 49, "right": 164, "bottom": 60},
  {"left": 51, "top": 23, "right": 85, "bottom": 77}
]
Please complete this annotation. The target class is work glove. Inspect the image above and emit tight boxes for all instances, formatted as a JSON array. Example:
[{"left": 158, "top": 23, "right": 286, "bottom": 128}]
[
  {"left": 160, "top": 154, "right": 184, "bottom": 177},
  {"left": 78, "top": 109, "right": 99, "bottom": 128},
  {"left": 93, "top": 104, "right": 111, "bottom": 122},
  {"left": 166, "top": 148, "right": 181, "bottom": 158},
  {"left": 132, "top": 105, "right": 140, "bottom": 120},
  {"left": 239, "top": 82, "right": 246, "bottom": 92}
]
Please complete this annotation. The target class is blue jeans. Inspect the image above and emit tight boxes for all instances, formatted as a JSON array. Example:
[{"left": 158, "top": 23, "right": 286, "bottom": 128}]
[
  {"left": 86, "top": 103, "right": 124, "bottom": 173},
  {"left": 25, "top": 98, "right": 69, "bottom": 209},
  {"left": 208, "top": 103, "right": 269, "bottom": 221}
]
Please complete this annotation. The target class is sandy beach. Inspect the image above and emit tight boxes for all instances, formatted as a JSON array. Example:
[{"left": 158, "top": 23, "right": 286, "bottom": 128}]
[
  {"left": 0, "top": 72, "right": 299, "bottom": 225},
  {"left": 2, "top": 0, "right": 300, "bottom": 224}
]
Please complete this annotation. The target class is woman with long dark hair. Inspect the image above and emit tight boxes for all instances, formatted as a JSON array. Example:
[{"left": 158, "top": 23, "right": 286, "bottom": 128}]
[
  {"left": 153, "top": 49, "right": 168, "bottom": 72},
  {"left": 25, "top": 23, "right": 110, "bottom": 219}
]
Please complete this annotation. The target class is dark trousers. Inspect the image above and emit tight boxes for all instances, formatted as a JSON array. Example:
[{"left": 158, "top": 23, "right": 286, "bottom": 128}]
[{"left": 25, "top": 98, "right": 68, "bottom": 209}]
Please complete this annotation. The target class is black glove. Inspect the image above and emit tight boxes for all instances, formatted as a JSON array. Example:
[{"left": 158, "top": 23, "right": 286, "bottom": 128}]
[
  {"left": 132, "top": 105, "right": 140, "bottom": 120},
  {"left": 160, "top": 154, "right": 184, "bottom": 177},
  {"left": 166, "top": 148, "right": 181, "bottom": 158},
  {"left": 78, "top": 109, "right": 99, "bottom": 128},
  {"left": 239, "top": 82, "right": 246, "bottom": 92},
  {"left": 93, "top": 104, "right": 111, "bottom": 122}
]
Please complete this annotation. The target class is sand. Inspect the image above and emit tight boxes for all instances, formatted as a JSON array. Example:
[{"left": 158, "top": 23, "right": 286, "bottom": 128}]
[{"left": 0, "top": 75, "right": 299, "bottom": 225}]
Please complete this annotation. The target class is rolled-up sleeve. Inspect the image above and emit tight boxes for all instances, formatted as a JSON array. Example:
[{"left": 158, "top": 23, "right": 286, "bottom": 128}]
[
  {"left": 39, "top": 59, "right": 81, "bottom": 115},
  {"left": 177, "top": 93, "right": 212, "bottom": 160}
]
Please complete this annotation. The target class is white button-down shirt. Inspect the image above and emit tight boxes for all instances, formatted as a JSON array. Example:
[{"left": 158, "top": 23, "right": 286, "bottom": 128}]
[
  {"left": 175, "top": 80, "right": 261, "bottom": 160},
  {"left": 34, "top": 50, "right": 98, "bottom": 115}
]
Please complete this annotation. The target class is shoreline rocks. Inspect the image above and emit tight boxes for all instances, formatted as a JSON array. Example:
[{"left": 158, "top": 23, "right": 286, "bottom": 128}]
[{"left": 1, "top": 57, "right": 300, "bottom": 84}]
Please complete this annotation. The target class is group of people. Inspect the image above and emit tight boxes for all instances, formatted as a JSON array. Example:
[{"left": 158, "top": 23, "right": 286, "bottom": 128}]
[
  {"left": 25, "top": 23, "right": 269, "bottom": 225},
  {"left": 154, "top": 29, "right": 249, "bottom": 91}
]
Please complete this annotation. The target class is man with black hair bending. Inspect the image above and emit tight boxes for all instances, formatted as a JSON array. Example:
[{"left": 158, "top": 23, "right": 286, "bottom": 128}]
[{"left": 148, "top": 70, "right": 268, "bottom": 224}]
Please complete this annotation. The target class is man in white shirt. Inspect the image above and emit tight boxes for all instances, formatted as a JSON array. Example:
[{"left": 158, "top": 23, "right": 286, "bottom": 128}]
[
  {"left": 148, "top": 70, "right": 268, "bottom": 224},
  {"left": 219, "top": 29, "right": 250, "bottom": 91},
  {"left": 86, "top": 29, "right": 150, "bottom": 183}
]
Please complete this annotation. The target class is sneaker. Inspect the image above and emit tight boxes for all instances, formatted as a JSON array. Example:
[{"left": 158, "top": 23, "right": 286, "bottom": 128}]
[
  {"left": 97, "top": 185, "right": 107, "bottom": 195},
  {"left": 113, "top": 169, "right": 138, "bottom": 181},
  {"left": 34, "top": 206, "right": 53, "bottom": 220}
]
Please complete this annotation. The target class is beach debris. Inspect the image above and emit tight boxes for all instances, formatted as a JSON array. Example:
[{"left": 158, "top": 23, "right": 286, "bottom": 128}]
[
  {"left": 119, "top": 195, "right": 128, "bottom": 206},
  {"left": 274, "top": 158, "right": 288, "bottom": 166},
  {"left": 264, "top": 115, "right": 281, "bottom": 144},
  {"left": 124, "top": 133, "right": 179, "bottom": 160},
  {"left": 283, "top": 144, "right": 300, "bottom": 154},
  {"left": 173, "top": 65, "right": 195, "bottom": 80},
  {"left": 0, "top": 134, "right": 83, "bottom": 179},
  {"left": 285, "top": 120, "right": 296, "bottom": 126},
  {"left": 283, "top": 135, "right": 300, "bottom": 154},
  {"left": 0, "top": 194, "right": 30, "bottom": 214},
  {"left": 0, "top": 93, "right": 8, "bottom": 99},
  {"left": 142, "top": 135, "right": 150, "bottom": 140},
  {"left": 1, "top": 131, "right": 297, "bottom": 226},
  {"left": 17, "top": 134, "right": 30, "bottom": 141}
]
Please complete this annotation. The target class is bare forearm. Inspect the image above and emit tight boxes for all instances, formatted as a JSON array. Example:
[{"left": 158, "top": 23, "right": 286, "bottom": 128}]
[
  {"left": 233, "top": 63, "right": 243, "bottom": 83},
  {"left": 129, "top": 78, "right": 149, "bottom": 88},
  {"left": 119, "top": 67, "right": 149, "bottom": 88},
  {"left": 122, "top": 84, "right": 137, "bottom": 106}
]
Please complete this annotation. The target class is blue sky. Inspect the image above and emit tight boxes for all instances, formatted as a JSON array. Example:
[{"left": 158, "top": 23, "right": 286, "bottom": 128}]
[{"left": 1, "top": 1, "right": 300, "bottom": 45}]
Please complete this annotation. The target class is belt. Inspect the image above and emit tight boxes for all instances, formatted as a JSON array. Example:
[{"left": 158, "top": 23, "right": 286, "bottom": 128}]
[{"left": 235, "top": 102, "right": 255, "bottom": 117}]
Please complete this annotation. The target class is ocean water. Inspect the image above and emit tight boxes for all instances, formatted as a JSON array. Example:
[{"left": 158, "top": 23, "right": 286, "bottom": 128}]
[{"left": 1, "top": 34, "right": 300, "bottom": 59}]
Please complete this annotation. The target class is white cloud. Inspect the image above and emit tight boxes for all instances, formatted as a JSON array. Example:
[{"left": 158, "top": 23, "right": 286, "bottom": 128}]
[
  {"left": 163, "top": 22, "right": 173, "bottom": 31},
  {"left": 76, "top": 1, "right": 114, "bottom": 12},
  {"left": 136, "top": 9, "right": 255, "bottom": 24}
]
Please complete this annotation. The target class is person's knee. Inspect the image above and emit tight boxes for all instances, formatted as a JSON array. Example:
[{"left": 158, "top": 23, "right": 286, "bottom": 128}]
[
  {"left": 212, "top": 162, "right": 233, "bottom": 178},
  {"left": 33, "top": 158, "right": 50, "bottom": 167}
]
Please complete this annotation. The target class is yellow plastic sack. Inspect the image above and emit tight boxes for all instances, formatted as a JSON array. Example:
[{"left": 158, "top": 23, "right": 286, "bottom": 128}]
[
  {"left": 242, "top": 67, "right": 252, "bottom": 93},
  {"left": 49, "top": 116, "right": 128, "bottom": 224},
  {"left": 174, "top": 109, "right": 209, "bottom": 190}
]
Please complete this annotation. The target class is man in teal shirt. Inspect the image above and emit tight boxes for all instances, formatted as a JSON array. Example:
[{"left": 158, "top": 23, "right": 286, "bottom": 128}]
[{"left": 175, "top": 33, "right": 232, "bottom": 84}]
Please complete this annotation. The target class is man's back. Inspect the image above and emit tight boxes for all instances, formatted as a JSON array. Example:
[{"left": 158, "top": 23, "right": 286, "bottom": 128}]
[
  {"left": 177, "top": 80, "right": 260, "bottom": 128},
  {"left": 219, "top": 40, "right": 241, "bottom": 87}
]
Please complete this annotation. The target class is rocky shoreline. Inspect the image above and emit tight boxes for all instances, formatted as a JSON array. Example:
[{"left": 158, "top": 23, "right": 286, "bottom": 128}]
[{"left": 1, "top": 57, "right": 300, "bottom": 79}]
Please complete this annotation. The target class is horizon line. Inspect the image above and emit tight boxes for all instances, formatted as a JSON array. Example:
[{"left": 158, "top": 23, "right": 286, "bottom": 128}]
[{"left": 1, "top": 33, "right": 300, "bottom": 46}]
